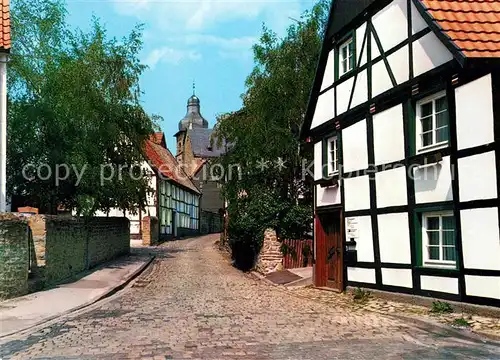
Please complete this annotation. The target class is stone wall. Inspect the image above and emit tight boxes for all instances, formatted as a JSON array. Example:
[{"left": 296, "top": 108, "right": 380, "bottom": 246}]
[
  {"left": 44, "top": 217, "right": 130, "bottom": 284},
  {"left": 256, "top": 229, "right": 283, "bottom": 275},
  {"left": 0, "top": 216, "right": 30, "bottom": 298},
  {"left": 142, "top": 216, "right": 159, "bottom": 246}
]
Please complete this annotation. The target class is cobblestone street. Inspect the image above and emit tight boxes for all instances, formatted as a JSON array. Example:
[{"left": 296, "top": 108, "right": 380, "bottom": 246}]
[{"left": 1, "top": 234, "right": 500, "bottom": 359}]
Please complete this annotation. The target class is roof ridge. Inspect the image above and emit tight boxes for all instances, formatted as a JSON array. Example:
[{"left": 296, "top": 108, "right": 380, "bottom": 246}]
[{"left": 427, "top": 9, "right": 500, "bottom": 13}]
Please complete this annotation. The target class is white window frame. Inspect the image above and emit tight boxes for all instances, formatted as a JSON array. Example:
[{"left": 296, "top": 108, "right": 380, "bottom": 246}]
[
  {"left": 416, "top": 91, "right": 449, "bottom": 153},
  {"left": 339, "top": 37, "right": 354, "bottom": 76},
  {"left": 422, "top": 211, "right": 456, "bottom": 268},
  {"left": 327, "top": 135, "right": 339, "bottom": 176}
]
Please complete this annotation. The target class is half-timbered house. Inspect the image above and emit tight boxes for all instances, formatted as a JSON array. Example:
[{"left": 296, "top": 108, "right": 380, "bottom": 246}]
[{"left": 301, "top": 0, "right": 500, "bottom": 306}]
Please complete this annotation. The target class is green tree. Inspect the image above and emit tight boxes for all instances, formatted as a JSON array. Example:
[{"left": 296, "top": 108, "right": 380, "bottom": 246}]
[
  {"left": 7, "top": 0, "right": 157, "bottom": 215},
  {"left": 213, "top": 0, "right": 330, "bottom": 269}
]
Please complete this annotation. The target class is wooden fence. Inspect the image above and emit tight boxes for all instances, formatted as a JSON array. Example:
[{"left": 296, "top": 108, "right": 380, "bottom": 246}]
[{"left": 282, "top": 239, "right": 313, "bottom": 269}]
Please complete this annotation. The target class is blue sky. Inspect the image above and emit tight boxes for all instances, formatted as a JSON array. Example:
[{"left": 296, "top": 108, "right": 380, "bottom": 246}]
[{"left": 65, "top": 0, "right": 316, "bottom": 146}]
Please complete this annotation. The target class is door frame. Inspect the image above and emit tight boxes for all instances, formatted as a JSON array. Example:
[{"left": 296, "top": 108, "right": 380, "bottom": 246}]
[{"left": 315, "top": 206, "right": 344, "bottom": 291}]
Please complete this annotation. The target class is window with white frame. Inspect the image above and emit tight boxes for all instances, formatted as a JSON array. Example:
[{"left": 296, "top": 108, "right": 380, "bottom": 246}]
[
  {"left": 416, "top": 92, "right": 449, "bottom": 151},
  {"left": 422, "top": 212, "right": 456, "bottom": 267},
  {"left": 327, "top": 136, "right": 339, "bottom": 175},
  {"left": 339, "top": 37, "right": 354, "bottom": 76}
]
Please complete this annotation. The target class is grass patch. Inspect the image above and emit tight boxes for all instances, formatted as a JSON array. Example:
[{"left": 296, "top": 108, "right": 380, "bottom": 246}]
[
  {"left": 452, "top": 317, "right": 471, "bottom": 327},
  {"left": 430, "top": 300, "right": 453, "bottom": 314},
  {"left": 352, "top": 287, "right": 371, "bottom": 304}
]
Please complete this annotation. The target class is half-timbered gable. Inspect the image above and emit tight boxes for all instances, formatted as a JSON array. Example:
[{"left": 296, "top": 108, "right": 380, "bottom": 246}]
[{"left": 302, "top": 0, "right": 500, "bottom": 306}]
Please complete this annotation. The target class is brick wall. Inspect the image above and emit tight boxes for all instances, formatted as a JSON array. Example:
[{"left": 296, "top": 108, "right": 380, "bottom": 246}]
[
  {"left": 44, "top": 217, "right": 130, "bottom": 284},
  {"left": 87, "top": 217, "right": 130, "bottom": 267},
  {"left": 0, "top": 216, "right": 30, "bottom": 298},
  {"left": 0, "top": 215, "right": 130, "bottom": 298},
  {"left": 142, "top": 216, "right": 159, "bottom": 246}
]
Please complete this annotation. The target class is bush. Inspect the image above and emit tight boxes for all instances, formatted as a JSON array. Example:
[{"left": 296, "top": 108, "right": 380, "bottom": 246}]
[{"left": 352, "top": 287, "right": 371, "bottom": 303}]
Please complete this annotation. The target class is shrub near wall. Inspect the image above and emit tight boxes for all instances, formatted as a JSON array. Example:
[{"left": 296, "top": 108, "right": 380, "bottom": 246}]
[{"left": 0, "top": 216, "right": 30, "bottom": 298}]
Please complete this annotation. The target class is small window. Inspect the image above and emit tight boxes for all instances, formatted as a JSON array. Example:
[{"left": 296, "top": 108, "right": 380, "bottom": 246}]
[
  {"left": 416, "top": 92, "right": 449, "bottom": 152},
  {"left": 327, "top": 136, "right": 339, "bottom": 175},
  {"left": 422, "top": 212, "right": 456, "bottom": 267},
  {"left": 339, "top": 37, "right": 355, "bottom": 76}
]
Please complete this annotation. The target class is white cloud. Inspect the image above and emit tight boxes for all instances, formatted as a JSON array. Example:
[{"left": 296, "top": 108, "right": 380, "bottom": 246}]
[
  {"left": 112, "top": 0, "right": 305, "bottom": 33},
  {"left": 144, "top": 47, "right": 202, "bottom": 68}
]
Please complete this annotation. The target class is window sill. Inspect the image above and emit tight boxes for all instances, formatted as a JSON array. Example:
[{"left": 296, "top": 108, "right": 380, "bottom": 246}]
[
  {"left": 336, "top": 69, "right": 355, "bottom": 82},
  {"left": 422, "top": 262, "right": 457, "bottom": 270},
  {"left": 417, "top": 142, "right": 449, "bottom": 155}
]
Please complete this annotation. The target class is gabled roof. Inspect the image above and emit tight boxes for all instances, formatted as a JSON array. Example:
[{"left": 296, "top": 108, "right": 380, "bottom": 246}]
[
  {"left": 417, "top": 0, "right": 500, "bottom": 58},
  {"left": 150, "top": 132, "right": 167, "bottom": 148},
  {"left": 0, "top": 0, "right": 10, "bottom": 52},
  {"left": 144, "top": 140, "right": 200, "bottom": 194},
  {"left": 187, "top": 128, "right": 226, "bottom": 158}
]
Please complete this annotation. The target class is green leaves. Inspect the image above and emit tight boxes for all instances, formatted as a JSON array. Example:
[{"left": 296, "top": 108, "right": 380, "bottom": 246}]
[
  {"left": 7, "top": 0, "right": 156, "bottom": 215},
  {"left": 215, "top": 1, "right": 330, "bottom": 262}
]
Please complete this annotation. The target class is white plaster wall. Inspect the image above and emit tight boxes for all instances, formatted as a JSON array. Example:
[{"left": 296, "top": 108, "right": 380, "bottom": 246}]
[
  {"left": 336, "top": 76, "right": 354, "bottom": 115},
  {"left": 372, "top": 0, "right": 408, "bottom": 51},
  {"left": 344, "top": 175, "right": 371, "bottom": 211},
  {"left": 373, "top": 104, "right": 405, "bottom": 165},
  {"left": 458, "top": 151, "right": 498, "bottom": 202},
  {"left": 348, "top": 267, "right": 376, "bottom": 284},
  {"left": 345, "top": 216, "right": 374, "bottom": 262},
  {"left": 314, "top": 141, "right": 323, "bottom": 181},
  {"left": 316, "top": 185, "right": 341, "bottom": 207},
  {"left": 342, "top": 120, "right": 368, "bottom": 173},
  {"left": 455, "top": 74, "right": 495, "bottom": 150},
  {"left": 320, "top": 50, "right": 335, "bottom": 91},
  {"left": 461, "top": 208, "right": 500, "bottom": 270},
  {"left": 465, "top": 275, "right": 500, "bottom": 299},
  {"left": 372, "top": 60, "right": 393, "bottom": 98},
  {"left": 356, "top": 22, "right": 367, "bottom": 67},
  {"left": 411, "top": 2, "right": 428, "bottom": 34},
  {"left": 421, "top": 276, "right": 459, "bottom": 294},
  {"left": 414, "top": 156, "right": 453, "bottom": 204},
  {"left": 375, "top": 166, "right": 408, "bottom": 208},
  {"left": 413, "top": 32, "right": 453, "bottom": 77},
  {"left": 387, "top": 45, "right": 409, "bottom": 85},
  {"left": 350, "top": 70, "right": 368, "bottom": 109},
  {"left": 382, "top": 268, "right": 413, "bottom": 288},
  {"left": 378, "top": 213, "right": 412, "bottom": 264},
  {"left": 311, "top": 88, "right": 335, "bottom": 129}
]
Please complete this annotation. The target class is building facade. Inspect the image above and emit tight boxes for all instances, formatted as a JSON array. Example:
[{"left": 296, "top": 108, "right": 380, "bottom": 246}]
[
  {"left": 97, "top": 132, "right": 201, "bottom": 240},
  {"left": 175, "top": 93, "right": 226, "bottom": 233},
  {"left": 302, "top": 0, "right": 500, "bottom": 306}
]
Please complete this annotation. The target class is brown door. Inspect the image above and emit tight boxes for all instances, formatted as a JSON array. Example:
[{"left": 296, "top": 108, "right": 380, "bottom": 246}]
[{"left": 317, "top": 210, "right": 343, "bottom": 291}]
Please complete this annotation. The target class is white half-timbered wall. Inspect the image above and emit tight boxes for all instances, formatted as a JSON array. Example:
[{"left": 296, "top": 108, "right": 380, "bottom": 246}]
[{"left": 312, "top": 0, "right": 500, "bottom": 305}]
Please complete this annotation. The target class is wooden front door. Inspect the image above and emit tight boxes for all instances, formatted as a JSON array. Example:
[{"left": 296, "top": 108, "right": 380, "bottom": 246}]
[{"left": 316, "top": 210, "right": 343, "bottom": 291}]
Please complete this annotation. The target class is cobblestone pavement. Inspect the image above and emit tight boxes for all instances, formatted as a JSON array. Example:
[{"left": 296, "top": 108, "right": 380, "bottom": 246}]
[{"left": 1, "top": 234, "right": 500, "bottom": 359}]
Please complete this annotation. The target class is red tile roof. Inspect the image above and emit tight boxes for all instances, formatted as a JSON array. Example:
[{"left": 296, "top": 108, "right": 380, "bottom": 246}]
[
  {"left": 0, "top": 0, "right": 10, "bottom": 51},
  {"left": 144, "top": 140, "right": 200, "bottom": 194},
  {"left": 420, "top": 0, "right": 500, "bottom": 58},
  {"left": 150, "top": 132, "right": 166, "bottom": 148}
]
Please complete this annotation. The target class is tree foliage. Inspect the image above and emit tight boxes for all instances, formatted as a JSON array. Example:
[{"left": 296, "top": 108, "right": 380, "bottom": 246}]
[
  {"left": 7, "top": 0, "right": 157, "bottom": 215},
  {"left": 213, "top": 0, "right": 330, "bottom": 268}
]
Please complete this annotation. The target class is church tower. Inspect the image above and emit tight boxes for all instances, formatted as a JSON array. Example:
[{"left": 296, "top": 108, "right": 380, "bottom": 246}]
[{"left": 175, "top": 83, "right": 209, "bottom": 166}]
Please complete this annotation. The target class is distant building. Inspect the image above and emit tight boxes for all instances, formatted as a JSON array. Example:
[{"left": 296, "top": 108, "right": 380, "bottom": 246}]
[{"left": 174, "top": 92, "right": 226, "bottom": 232}]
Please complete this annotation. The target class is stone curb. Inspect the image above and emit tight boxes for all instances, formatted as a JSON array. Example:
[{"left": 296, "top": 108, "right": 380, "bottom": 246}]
[
  {"left": 249, "top": 271, "right": 280, "bottom": 287},
  {"left": 0, "top": 255, "right": 155, "bottom": 340}
]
